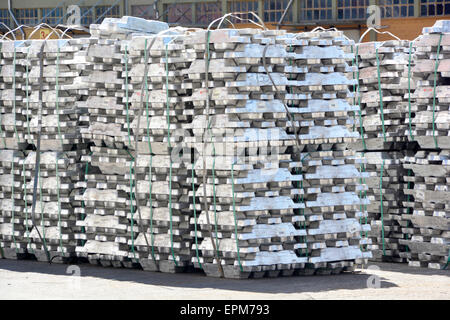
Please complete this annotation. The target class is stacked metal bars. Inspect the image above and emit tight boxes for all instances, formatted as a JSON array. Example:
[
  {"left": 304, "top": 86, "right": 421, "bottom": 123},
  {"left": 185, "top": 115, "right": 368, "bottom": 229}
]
[
  {"left": 74, "top": 36, "right": 141, "bottom": 268},
  {"left": 353, "top": 40, "right": 415, "bottom": 262},
  {"left": 0, "top": 24, "right": 378, "bottom": 277},
  {"left": 283, "top": 30, "right": 372, "bottom": 273},
  {"left": 0, "top": 38, "right": 90, "bottom": 262},
  {"left": 363, "top": 151, "right": 408, "bottom": 262},
  {"left": 24, "top": 39, "right": 90, "bottom": 262},
  {"left": 178, "top": 28, "right": 372, "bottom": 279},
  {"left": 400, "top": 23, "right": 450, "bottom": 269},
  {"left": 402, "top": 151, "right": 449, "bottom": 269},
  {"left": 127, "top": 32, "right": 199, "bottom": 273},
  {"left": 0, "top": 40, "right": 29, "bottom": 260},
  {"left": 354, "top": 40, "right": 413, "bottom": 150}
]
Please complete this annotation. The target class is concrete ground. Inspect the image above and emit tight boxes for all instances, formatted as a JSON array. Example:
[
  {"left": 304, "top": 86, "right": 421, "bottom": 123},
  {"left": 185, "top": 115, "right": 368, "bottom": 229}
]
[{"left": 0, "top": 259, "right": 448, "bottom": 300}]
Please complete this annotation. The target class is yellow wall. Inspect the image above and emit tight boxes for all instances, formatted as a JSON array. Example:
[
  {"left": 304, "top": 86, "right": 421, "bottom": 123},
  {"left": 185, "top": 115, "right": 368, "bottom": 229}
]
[{"left": 376, "top": 17, "right": 443, "bottom": 41}]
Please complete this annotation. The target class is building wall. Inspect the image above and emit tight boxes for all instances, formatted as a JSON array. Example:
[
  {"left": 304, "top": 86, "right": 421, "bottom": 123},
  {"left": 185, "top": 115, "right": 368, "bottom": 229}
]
[{"left": 376, "top": 16, "right": 443, "bottom": 41}]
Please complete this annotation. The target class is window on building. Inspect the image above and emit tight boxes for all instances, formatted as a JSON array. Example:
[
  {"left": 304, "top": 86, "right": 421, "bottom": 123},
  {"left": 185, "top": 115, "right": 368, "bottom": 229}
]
[
  {"left": 131, "top": 5, "right": 156, "bottom": 20},
  {"left": 80, "top": 6, "right": 94, "bottom": 26},
  {"left": 420, "top": 0, "right": 450, "bottom": 16},
  {"left": 0, "top": 9, "right": 10, "bottom": 28},
  {"left": 165, "top": 3, "right": 193, "bottom": 25},
  {"left": 337, "top": 0, "right": 370, "bottom": 20},
  {"left": 196, "top": 2, "right": 222, "bottom": 25},
  {"left": 41, "top": 7, "right": 63, "bottom": 25},
  {"left": 228, "top": 1, "right": 259, "bottom": 23},
  {"left": 264, "top": 0, "right": 293, "bottom": 22},
  {"left": 300, "top": 0, "right": 332, "bottom": 21},
  {"left": 379, "top": 0, "right": 415, "bottom": 18},
  {"left": 95, "top": 5, "right": 120, "bottom": 23},
  {"left": 15, "top": 8, "right": 39, "bottom": 26}
]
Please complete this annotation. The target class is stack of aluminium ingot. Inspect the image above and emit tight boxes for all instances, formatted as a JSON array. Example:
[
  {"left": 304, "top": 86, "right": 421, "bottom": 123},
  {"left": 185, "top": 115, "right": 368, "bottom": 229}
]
[
  {"left": 182, "top": 28, "right": 311, "bottom": 279},
  {"left": 282, "top": 30, "right": 372, "bottom": 273},
  {"left": 0, "top": 40, "right": 29, "bottom": 259},
  {"left": 351, "top": 40, "right": 415, "bottom": 263},
  {"left": 400, "top": 21, "right": 450, "bottom": 269},
  {"left": 22, "top": 39, "right": 89, "bottom": 262},
  {"left": 75, "top": 36, "right": 141, "bottom": 268},
  {"left": 126, "top": 31, "right": 198, "bottom": 273}
]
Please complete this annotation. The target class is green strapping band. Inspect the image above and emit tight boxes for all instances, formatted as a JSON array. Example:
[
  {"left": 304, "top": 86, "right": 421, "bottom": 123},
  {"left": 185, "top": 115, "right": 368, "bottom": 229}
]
[
  {"left": 231, "top": 162, "right": 243, "bottom": 272},
  {"left": 375, "top": 47, "right": 387, "bottom": 142},
  {"left": 407, "top": 42, "right": 414, "bottom": 141},
  {"left": 144, "top": 39, "right": 156, "bottom": 263},
  {"left": 442, "top": 250, "right": 449, "bottom": 270},
  {"left": 205, "top": 30, "right": 221, "bottom": 259},
  {"left": 379, "top": 159, "right": 386, "bottom": 256},
  {"left": 80, "top": 152, "right": 92, "bottom": 247},
  {"left": 405, "top": 169, "right": 412, "bottom": 253},
  {"left": 295, "top": 154, "right": 310, "bottom": 257},
  {"left": 39, "top": 166, "right": 48, "bottom": 252},
  {"left": 124, "top": 45, "right": 137, "bottom": 260},
  {"left": 358, "top": 161, "right": 368, "bottom": 244},
  {"left": 128, "top": 157, "right": 137, "bottom": 259},
  {"left": 55, "top": 153, "right": 64, "bottom": 257},
  {"left": 23, "top": 161, "right": 33, "bottom": 253},
  {"left": 431, "top": 33, "right": 443, "bottom": 149},
  {"left": 165, "top": 44, "right": 178, "bottom": 266},
  {"left": 11, "top": 160, "right": 19, "bottom": 253},
  {"left": 191, "top": 163, "right": 202, "bottom": 269}
]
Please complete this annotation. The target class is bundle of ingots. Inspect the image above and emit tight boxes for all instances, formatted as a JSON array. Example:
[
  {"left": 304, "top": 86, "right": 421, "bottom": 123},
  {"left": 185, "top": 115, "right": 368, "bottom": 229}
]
[{"left": 19, "top": 14, "right": 450, "bottom": 278}]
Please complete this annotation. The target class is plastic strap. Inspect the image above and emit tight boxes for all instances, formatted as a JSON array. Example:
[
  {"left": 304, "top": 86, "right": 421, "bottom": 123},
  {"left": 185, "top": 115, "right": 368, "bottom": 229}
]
[
  {"left": 407, "top": 42, "right": 414, "bottom": 141},
  {"left": 164, "top": 44, "right": 178, "bottom": 266},
  {"left": 375, "top": 47, "right": 387, "bottom": 142},
  {"left": 205, "top": 33, "right": 220, "bottom": 249},
  {"left": 55, "top": 153, "right": 64, "bottom": 257},
  {"left": 0, "top": 41, "right": 5, "bottom": 148},
  {"left": 298, "top": 153, "right": 310, "bottom": 257},
  {"left": 404, "top": 168, "right": 413, "bottom": 253},
  {"left": 289, "top": 48, "right": 308, "bottom": 257},
  {"left": 202, "top": 30, "right": 223, "bottom": 274},
  {"left": 25, "top": 47, "right": 31, "bottom": 139},
  {"left": 144, "top": 40, "right": 156, "bottom": 263},
  {"left": 351, "top": 45, "right": 357, "bottom": 132},
  {"left": 10, "top": 159, "right": 18, "bottom": 253},
  {"left": 128, "top": 154, "right": 137, "bottom": 259},
  {"left": 23, "top": 161, "right": 33, "bottom": 253},
  {"left": 231, "top": 162, "right": 243, "bottom": 272},
  {"left": 124, "top": 45, "right": 132, "bottom": 148},
  {"left": 80, "top": 152, "right": 92, "bottom": 246},
  {"left": 39, "top": 166, "right": 48, "bottom": 253},
  {"left": 431, "top": 33, "right": 443, "bottom": 149},
  {"left": 191, "top": 163, "right": 202, "bottom": 269},
  {"left": 124, "top": 45, "right": 137, "bottom": 260},
  {"left": 443, "top": 250, "right": 449, "bottom": 270},
  {"left": 379, "top": 159, "right": 386, "bottom": 256},
  {"left": 12, "top": 47, "right": 20, "bottom": 145},
  {"left": 55, "top": 46, "right": 64, "bottom": 148},
  {"left": 355, "top": 46, "right": 367, "bottom": 150},
  {"left": 358, "top": 161, "right": 368, "bottom": 242}
]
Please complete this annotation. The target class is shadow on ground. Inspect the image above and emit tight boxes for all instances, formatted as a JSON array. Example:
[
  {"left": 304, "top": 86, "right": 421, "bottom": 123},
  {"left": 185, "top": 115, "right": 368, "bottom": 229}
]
[
  {"left": 361, "top": 262, "right": 449, "bottom": 276},
  {"left": 0, "top": 259, "right": 402, "bottom": 294}
]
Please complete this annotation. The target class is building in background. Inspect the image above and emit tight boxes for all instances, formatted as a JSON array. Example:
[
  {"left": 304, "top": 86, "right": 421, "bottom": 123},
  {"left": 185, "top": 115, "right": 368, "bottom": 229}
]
[{"left": 0, "top": 0, "right": 449, "bottom": 41}]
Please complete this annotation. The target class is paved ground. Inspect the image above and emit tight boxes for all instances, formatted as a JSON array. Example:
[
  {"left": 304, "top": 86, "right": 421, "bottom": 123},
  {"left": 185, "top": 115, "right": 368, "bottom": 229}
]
[{"left": 0, "top": 259, "right": 448, "bottom": 300}]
